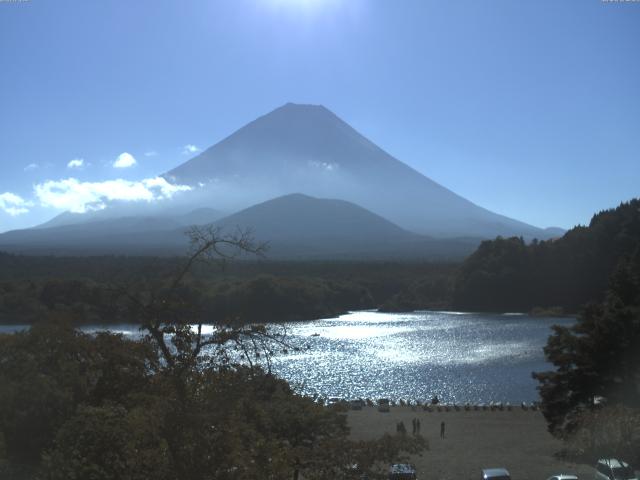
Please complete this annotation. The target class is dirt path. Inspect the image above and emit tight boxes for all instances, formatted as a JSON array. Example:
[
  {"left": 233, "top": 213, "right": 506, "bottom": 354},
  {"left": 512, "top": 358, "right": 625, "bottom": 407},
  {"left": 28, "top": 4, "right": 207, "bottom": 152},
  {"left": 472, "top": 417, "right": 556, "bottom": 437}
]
[{"left": 347, "top": 406, "right": 592, "bottom": 480}]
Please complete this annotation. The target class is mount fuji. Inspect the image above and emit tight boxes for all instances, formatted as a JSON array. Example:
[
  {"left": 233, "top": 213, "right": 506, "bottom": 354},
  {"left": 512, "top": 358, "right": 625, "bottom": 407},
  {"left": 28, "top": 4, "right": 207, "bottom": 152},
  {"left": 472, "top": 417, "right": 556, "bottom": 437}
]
[{"left": 0, "top": 103, "right": 560, "bottom": 257}]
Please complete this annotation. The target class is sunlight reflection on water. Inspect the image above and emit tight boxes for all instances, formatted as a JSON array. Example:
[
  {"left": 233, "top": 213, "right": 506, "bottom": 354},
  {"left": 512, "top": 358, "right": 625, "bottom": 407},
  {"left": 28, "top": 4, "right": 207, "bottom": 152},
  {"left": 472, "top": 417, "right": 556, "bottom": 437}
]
[{"left": 269, "top": 310, "right": 573, "bottom": 403}]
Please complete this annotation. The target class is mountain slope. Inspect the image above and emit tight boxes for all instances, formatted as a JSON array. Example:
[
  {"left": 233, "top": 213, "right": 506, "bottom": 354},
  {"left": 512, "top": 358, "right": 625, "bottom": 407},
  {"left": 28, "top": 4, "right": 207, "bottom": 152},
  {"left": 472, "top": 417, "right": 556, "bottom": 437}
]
[
  {"left": 209, "top": 194, "right": 479, "bottom": 259},
  {"left": 0, "top": 194, "right": 479, "bottom": 259},
  {"left": 0, "top": 207, "right": 223, "bottom": 255},
  {"left": 165, "top": 103, "right": 553, "bottom": 239},
  {"left": 215, "top": 193, "right": 416, "bottom": 243}
]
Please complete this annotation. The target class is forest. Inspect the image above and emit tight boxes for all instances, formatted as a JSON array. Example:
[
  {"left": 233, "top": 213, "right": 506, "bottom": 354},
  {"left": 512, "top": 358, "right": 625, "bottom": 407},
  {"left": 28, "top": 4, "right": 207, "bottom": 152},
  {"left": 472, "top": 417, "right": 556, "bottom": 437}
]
[
  {"left": 1, "top": 200, "right": 639, "bottom": 326},
  {"left": 0, "top": 228, "right": 427, "bottom": 479},
  {"left": 0, "top": 254, "right": 455, "bottom": 326},
  {"left": 452, "top": 199, "right": 640, "bottom": 313},
  {"left": 532, "top": 228, "right": 640, "bottom": 465}
]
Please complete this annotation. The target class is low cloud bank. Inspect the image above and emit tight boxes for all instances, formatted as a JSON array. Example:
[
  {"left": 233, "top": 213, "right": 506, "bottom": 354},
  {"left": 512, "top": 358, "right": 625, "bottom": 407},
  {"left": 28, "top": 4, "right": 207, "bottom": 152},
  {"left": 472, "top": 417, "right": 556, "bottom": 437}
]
[{"left": 34, "top": 177, "right": 191, "bottom": 213}]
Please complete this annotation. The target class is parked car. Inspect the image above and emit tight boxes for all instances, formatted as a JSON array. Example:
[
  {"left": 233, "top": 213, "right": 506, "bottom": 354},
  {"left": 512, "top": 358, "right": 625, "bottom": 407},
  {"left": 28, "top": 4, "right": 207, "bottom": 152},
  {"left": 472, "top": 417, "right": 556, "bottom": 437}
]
[
  {"left": 389, "top": 463, "right": 417, "bottom": 480},
  {"left": 482, "top": 468, "right": 511, "bottom": 480},
  {"left": 595, "top": 459, "right": 638, "bottom": 480},
  {"left": 350, "top": 399, "right": 365, "bottom": 410},
  {"left": 378, "top": 398, "right": 390, "bottom": 412},
  {"left": 547, "top": 474, "right": 578, "bottom": 480}
]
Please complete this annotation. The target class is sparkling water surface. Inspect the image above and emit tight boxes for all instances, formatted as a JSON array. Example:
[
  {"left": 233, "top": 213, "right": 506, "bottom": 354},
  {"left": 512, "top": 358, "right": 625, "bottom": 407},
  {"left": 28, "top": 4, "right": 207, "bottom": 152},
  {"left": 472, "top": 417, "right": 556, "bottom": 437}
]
[
  {"left": 1, "top": 311, "right": 572, "bottom": 403},
  {"left": 268, "top": 310, "right": 572, "bottom": 403}
]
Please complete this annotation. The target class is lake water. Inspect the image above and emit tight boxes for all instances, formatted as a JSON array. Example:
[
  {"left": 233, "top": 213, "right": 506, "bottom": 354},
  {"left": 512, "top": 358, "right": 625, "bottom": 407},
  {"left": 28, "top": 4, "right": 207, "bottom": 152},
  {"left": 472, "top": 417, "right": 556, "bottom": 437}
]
[
  {"left": 0, "top": 310, "right": 572, "bottom": 403},
  {"left": 269, "top": 310, "right": 573, "bottom": 403}
]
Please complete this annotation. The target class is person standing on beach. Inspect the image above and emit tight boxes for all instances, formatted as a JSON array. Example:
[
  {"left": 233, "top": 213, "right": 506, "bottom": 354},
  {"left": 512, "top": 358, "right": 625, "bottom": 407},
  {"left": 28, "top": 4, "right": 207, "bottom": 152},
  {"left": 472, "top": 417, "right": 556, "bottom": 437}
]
[
  {"left": 417, "top": 418, "right": 421, "bottom": 434},
  {"left": 440, "top": 421, "right": 445, "bottom": 439},
  {"left": 412, "top": 418, "right": 416, "bottom": 435}
]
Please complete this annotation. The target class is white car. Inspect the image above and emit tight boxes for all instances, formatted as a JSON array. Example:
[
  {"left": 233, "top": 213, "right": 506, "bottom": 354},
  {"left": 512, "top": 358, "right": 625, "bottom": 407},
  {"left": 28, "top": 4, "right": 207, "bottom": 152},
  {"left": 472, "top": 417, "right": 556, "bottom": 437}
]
[
  {"left": 547, "top": 474, "right": 578, "bottom": 480},
  {"left": 595, "top": 459, "right": 638, "bottom": 480},
  {"left": 482, "top": 468, "right": 511, "bottom": 480}
]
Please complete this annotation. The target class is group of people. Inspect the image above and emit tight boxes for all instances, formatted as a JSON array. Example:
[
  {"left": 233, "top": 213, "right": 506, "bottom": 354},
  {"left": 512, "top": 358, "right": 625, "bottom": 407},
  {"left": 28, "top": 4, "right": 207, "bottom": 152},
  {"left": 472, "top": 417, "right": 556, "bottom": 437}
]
[
  {"left": 395, "top": 419, "right": 446, "bottom": 439},
  {"left": 395, "top": 418, "right": 422, "bottom": 435}
]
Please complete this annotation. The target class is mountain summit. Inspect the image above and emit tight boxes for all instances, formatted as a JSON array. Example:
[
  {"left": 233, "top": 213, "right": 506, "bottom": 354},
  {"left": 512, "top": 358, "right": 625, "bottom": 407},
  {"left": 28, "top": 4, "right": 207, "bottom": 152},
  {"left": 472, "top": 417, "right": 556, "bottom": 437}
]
[{"left": 165, "top": 103, "right": 550, "bottom": 239}]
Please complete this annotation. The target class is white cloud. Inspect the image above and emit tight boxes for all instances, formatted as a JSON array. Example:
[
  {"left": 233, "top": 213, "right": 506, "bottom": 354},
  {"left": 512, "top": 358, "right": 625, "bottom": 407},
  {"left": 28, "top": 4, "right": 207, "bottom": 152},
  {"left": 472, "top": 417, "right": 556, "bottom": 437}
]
[
  {"left": 24, "top": 163, "right": 39, "bottom": 172},
  {"left": 144, "top": 151, "right": 158, "bottom": 157},
  {"left": 0, "top": 192, "right": 32, "bottom": 216},
  {"left": 34, "top": 177, "right": 191, "bottom": 213},
  {"left": 113, "top": 152, "right": 137, "bottom": 168},
  {"left": 309, "top": 160, "right": 339, "bottom": 172},
  {"left": 67, "top": 158, "right": 84, "bottom": 169},
  {"left": 182, "top": 144, "right": 201, "bottom": 155}
]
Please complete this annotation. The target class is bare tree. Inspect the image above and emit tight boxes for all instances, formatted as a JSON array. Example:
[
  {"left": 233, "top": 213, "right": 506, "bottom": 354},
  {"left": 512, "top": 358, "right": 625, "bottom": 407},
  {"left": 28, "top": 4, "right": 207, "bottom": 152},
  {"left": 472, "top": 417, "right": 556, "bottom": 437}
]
[{"left": 115, "top": 225, "right": 276, "bottom": 381}]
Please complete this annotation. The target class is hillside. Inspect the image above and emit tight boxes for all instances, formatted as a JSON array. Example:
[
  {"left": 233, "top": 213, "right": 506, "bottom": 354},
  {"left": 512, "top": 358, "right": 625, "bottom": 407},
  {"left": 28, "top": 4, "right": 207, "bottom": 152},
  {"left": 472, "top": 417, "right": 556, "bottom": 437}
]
[
  {"left": 211, "top": 193, "right": 479, "bottom": 259},
  {"left": 0, "top": 194, "right": 479, "bottom": 259},
  {"left": 452, "top": 198, "right": 640, "bottom": 312}
]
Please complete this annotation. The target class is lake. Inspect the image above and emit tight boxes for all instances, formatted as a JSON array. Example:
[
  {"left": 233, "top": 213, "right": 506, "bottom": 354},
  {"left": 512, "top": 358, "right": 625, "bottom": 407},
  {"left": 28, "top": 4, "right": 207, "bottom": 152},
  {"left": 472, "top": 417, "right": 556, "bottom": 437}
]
[
  {"left": 0, "top": 310, "right": 572, "bottom": 403},
  {"left": 269, "top": 310, "right": 572, "bottom": 403}
]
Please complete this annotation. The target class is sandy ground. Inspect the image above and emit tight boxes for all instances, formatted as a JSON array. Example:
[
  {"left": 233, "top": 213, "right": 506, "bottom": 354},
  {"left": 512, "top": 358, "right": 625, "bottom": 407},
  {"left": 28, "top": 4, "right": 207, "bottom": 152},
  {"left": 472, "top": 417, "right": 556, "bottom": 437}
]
[{"left": 347, "top": 406, "right": 593, "bottom": 480}]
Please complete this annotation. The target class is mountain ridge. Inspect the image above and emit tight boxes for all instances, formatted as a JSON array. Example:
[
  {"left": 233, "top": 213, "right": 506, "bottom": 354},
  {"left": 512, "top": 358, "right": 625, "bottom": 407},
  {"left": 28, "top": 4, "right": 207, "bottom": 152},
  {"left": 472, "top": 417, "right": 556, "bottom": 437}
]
[
  {"left": 0, "top": 193, "right": 480, "bottom": 259},
  {"left": 163, "top": 103, "right": 554, "bottom": 239}
]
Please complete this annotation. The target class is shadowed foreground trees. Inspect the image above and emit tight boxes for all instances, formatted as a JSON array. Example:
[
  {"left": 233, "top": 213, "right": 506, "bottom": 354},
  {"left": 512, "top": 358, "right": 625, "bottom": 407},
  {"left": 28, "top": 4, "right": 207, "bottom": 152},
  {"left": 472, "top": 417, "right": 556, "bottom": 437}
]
[
  {"left": 0, "top": 330, "right": 424, "bottom": 479},
  {"left": 533, "top": 252, "right": 640, "bottom": 463},
  {"left": 0, "top": 227, "right": 426, "bottom": 479}
]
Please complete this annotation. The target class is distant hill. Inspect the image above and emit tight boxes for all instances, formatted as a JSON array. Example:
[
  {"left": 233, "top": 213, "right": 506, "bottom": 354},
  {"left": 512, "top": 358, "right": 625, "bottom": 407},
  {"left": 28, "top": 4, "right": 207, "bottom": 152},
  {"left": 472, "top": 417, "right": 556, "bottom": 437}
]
[
  {"left": 452, "top": 198, "right": 640, "bottom": 312},
  {"left": 0, "top": 208, "right": 221, "bottom": 256},
  {"left": 210, "top": 193, "right": 478, "bottom": 259},
  {"left": 36, "top": 206, "right": 222, "bottom": 230},
  {"left": 163, "top": 103, "right": 555, "bottom": 239},
  {"left": 0, "top": 194, "right": 479, "bottom": 259},
  {"left": 215, "top": 193, "right": 416, "bottom": 245}
]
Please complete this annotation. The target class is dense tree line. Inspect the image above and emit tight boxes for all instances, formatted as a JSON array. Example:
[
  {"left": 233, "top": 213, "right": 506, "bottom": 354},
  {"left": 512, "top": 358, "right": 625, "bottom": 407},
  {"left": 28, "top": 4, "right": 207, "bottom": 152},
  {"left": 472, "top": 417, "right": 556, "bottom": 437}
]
[
  {"left": 0, "top": 255, "right": 457, "bottom": 325},
  {"left": 0, "top": 276, "right": 375, "bottom": 326},
  {"left": 453, "top": 199, "right": 640, "bottom": 312}
]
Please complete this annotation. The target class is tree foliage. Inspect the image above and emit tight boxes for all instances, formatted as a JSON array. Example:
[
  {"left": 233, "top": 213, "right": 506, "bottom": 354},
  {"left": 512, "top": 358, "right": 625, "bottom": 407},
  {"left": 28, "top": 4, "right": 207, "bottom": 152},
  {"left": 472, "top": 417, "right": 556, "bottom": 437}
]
[
  {"left": 0, "top": 227, "right": 426, "bottom": 479},
  {"left": 533, "top": 244, "right": 640, "bottom": 461},
  {"left": 0, "top": 254, "right": 457, "bottom": 325},
  {"left": 453, "top": 199, "right": 640, "bottom": 312}
]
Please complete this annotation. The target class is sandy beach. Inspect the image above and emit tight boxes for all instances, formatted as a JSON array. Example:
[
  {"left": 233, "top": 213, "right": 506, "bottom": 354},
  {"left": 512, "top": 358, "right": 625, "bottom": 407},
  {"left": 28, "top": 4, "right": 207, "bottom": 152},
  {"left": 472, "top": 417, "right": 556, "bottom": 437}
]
[{"left": 347, "top": 406, "right": 593, "bottom": 480}]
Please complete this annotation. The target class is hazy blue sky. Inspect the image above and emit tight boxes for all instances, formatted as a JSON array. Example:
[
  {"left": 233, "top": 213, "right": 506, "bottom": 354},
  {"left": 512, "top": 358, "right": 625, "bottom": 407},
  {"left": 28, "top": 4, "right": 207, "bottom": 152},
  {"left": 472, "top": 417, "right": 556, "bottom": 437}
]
[{"left": 1, "top": 0, "right": 639, "bottom": 232}]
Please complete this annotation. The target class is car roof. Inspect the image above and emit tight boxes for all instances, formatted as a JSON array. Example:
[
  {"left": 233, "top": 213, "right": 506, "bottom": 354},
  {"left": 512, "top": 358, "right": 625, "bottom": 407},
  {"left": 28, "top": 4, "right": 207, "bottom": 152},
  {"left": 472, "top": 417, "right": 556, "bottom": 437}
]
[
  {"left": 483, "top": 468, "right": 510, "bottom": 477},
  {"left": 598, "top": 459, "right": 629, "bottom": 468},
  {"left": 391, "top": 464, "right": 416, "bottom": 474}
]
